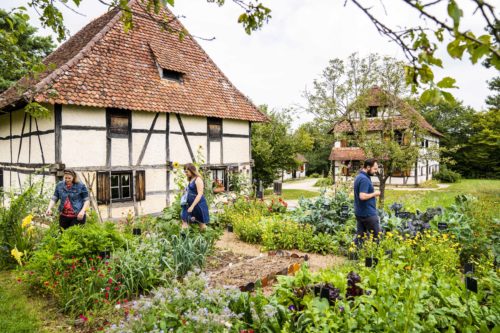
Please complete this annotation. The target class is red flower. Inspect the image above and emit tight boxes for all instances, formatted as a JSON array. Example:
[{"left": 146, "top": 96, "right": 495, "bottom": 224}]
[
  {"left": 97, "top": 256, "right": 102, "bottom": 260},
  {"left": 89, "top": 258, "right": 93, "bottom": 261},
  {"left": 123, "top": 299, "right": 128, "bottom": 303},
  {"left": 90, "top": 267, "right": 95, "bottom": 271},
  {"left": 105, "top": 292, "right": 109, "bottom": 299},
  {"left": 43, "top": 281, "right": 49, "bottom": 286},
  {"left": 116, "top": 301, "right": 120, "bottom": 305},
  {"left": 114, "top": 287, "right": 119, "bottom": 291},
  {"left": 108, "top": 278, "right": 113, "bottom": 284},
  {"left": 79, "top": 314, "right": 88, "bottom": 322},
  {"left": 55, "top": 271, "right": 61, "bottom": 276},
  {"left": 17, "top": 278, "right": 22, "bottom": 283},
  {"left": 99, "top": 273, "right": 105, "bottom": 278},
  {"left": 105, "top": 286, "right": 110, "bottom": 291}
]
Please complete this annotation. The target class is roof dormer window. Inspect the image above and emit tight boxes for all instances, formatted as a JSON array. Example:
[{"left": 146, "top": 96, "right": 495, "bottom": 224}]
[
  {"left": 366, "top": 106, "right": 378, "bottom": 118},
  {"left": 162, "top": 68, "right": 183, "bottom": 83}
]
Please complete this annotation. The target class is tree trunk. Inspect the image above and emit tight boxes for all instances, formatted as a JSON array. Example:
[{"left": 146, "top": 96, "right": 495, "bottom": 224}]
[{"left": 378, "top": 175, "right": 388, "bottom": 208}]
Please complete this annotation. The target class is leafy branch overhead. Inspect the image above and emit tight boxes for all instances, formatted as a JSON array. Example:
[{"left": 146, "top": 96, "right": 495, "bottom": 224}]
[{"left": 6, "top": 0, "right": 499, "bottom": 104}]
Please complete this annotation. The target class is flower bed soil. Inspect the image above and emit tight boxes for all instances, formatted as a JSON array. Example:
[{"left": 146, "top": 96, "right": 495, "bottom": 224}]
[{"left": 208, "top": 254, "right": 303, "bottom": 290}]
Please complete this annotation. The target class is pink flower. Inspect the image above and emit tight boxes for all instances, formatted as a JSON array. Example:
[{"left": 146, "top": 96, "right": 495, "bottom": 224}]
[
  {"left": 79, "top": 314, "right": 88, "bottom": 322},
  {"left": 105, "top": 286, "right": 110, "bottom": 291}
]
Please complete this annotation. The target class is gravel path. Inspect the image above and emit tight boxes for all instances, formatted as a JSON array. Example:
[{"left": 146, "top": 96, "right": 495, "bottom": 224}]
[
  {"left": 215, "top": 231, "right": 345, "bottom": 272},
  {"left": 281, "top": 178, "right": 319, "bottom": 192}
]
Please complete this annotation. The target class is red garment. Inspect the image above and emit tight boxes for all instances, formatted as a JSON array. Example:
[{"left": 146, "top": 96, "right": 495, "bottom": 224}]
[{"left": 61, "top": 184, "right": 77, "bottom": 217}]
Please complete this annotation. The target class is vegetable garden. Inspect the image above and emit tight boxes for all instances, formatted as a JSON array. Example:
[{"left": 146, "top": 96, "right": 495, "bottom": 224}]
[{"left": 0, "top": 180, "right": 499, "bottom": 332}]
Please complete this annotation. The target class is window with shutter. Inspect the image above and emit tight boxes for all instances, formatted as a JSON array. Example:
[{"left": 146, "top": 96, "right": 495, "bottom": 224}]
[
  {"left": 97, "top": 172, "right": 110, "bottom": 204},
  {"left": 135, "top": 170, "right": 146, "bottom": 201},
  {"left": 107, "top": 109, "right": 131, "bottom": 138},
  {"left": 208, "top": 118, "right": 222, "bottom": 140}
]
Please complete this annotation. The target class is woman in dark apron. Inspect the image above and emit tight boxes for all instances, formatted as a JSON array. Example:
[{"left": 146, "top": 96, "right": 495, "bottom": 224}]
[{"left": 180, "top": 163, "right": 210, "bottom": 230}]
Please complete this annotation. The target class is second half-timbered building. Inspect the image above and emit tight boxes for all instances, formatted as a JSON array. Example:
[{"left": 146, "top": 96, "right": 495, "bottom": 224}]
[{"left": 0, "top": 1, "right": 267, "bottom": 218}]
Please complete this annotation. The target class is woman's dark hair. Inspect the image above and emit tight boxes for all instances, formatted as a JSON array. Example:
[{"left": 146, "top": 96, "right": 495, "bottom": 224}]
[
  {"left": 63, "top": 169, "right": 79, "bottom": 183},
  {"left": 363, "top": 158, "right": 378, "bottom": 168},
  {"left": 184, "top": 163, "right": 201, "bottom": 181}
]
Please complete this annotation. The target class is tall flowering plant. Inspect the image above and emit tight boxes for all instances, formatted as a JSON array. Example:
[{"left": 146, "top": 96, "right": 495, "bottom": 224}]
[{"left": 268, "top": 198, "right": 288, "bottom": 214}]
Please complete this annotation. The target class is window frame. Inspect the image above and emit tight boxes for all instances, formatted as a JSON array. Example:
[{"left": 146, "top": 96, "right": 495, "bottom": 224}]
[
  {"left": 110, "top": 171, "right": 133, "bottom": 202},
  {"left": 0, "top": 169, "right": 3, "bottom": 190},
  {"left": 366, "top": 106, "right": 378, "bottom": 118},
  {"left": 211, "top": 168, "right": 227, "bottom": 190},
  {"left": 107, "top": 108, "right": 131, "bottom": 138},
  {"left": 208, "top": 117, "right": 223, "bottom": 141},
  {"left": 162, "top": 68, "right": 183, "bottom": 83}
]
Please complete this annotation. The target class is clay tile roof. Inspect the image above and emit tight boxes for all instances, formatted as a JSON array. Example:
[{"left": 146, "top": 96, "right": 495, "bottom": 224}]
[
  {"left": 329, "top": 147, "right": 366, "bottom": 161},
  {"left": 329, "top": 86, "right": 442, "bottom": 137},
  {"left": 295, "top": 153, "right": 308, "bottom": 163},
  {"left": 0, "top": 1, "right": 268, "bottom": 122}
]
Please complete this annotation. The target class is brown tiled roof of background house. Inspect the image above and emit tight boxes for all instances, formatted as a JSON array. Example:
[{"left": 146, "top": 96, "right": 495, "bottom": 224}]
[
  {"left": 329, "top": 147, "right": 366, "bottom": 161},
  {"left": 0, "top": 1, "right": 268, "bottom": 122},
  {"left": 328, "top": 86, "right": 442, "bottom": 136},
  {"left": 295, "top": 153, "right": 308, "bottom": 163}
]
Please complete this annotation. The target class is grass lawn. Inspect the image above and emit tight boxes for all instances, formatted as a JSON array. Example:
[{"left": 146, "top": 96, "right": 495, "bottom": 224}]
[
  {"left": 264, "top": 189, "right": 319, "bottom": 200},
  {"left": 384, "top": 179, "right": 500, "bottom": 221},
  {"left": 0, "top": 271, "right": 69, "bottom": 333}
]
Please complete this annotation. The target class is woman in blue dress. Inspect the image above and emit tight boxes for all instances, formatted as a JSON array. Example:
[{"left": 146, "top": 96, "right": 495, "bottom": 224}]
[{"left": 180, "top": 163, "right": 210, "bottom": 230}]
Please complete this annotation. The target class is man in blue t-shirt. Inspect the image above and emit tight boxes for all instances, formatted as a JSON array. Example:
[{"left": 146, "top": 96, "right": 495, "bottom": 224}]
[{"left": 353, "top": 158, "right": 381, "bottom": 245}]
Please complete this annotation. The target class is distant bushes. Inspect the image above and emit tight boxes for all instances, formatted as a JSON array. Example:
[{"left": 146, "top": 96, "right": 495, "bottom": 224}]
[
  {"left": 313, "top": 177, "right": 333, "bottom": 187},
  {"left": 433, "top": 168, "right": 461, "bottom": 183},
  {"left": 308, "top": 173, "right": 320, "bottom": 178}
]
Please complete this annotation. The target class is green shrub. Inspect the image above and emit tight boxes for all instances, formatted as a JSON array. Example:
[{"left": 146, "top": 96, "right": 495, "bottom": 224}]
[
  {"left": 313, "top": 177, "right": 333, "bottom": 187},
  {"left": 233, "top": 215, "right": 264, "bottom": 243},
  {"left": 0, "top": 183, "right": 48, "bottom": 269},
  {"left": 308, "top": 173, "right": 320, "bottom": 178},
  {"left": 433, "top": 168, "right": 461, "bottom": 183}
]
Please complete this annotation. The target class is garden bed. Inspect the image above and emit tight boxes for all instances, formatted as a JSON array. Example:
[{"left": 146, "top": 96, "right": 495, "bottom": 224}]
[{"left": 208, "top": 254, "right": 303, "bottom": 290}]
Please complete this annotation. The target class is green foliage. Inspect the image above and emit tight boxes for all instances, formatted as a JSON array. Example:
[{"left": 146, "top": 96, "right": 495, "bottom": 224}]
[
  {"left": 0, "top": 183, "right": 48, "bottom": 269},
  {"left": 272, "top": 232, "right": 499, "bottom": 332},
  {"left": 308, "top": 173, "right": 320, "bottom": 178},
  {"left": 252, "top": 106, "right": 310, "bottom": 187},
  {"left": 167, "top": 232, "right": 212, "bottom": 277},
  {"left": 433, "top": 167, "right": 462, "bottom": 183},
  {"left": 292, "top": 190, "right": 353, "bottom": 235},
  {"left": 485, "top": 76, "right": 499, "bottom": 110},
  {"left": 313, "top": 177, "right": 333, "bottom": 187},
  {"left": 0, "top": 9, "right": 54, "bottom": 92}
]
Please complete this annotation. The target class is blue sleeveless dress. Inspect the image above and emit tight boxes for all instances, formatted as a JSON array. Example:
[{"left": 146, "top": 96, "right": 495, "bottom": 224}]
[{"left": 180, "top": 178, "right": 210, "bottom": 224}]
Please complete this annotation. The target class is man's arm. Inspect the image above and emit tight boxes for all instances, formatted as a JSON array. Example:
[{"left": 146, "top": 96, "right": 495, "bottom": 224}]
[{"left": 358, "top": 179, "right": 380, "bottom": 201}]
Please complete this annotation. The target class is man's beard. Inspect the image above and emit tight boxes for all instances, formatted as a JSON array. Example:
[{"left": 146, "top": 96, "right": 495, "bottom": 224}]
[{"left": 367, "top": 170, "right": 376, "bottom": 176}]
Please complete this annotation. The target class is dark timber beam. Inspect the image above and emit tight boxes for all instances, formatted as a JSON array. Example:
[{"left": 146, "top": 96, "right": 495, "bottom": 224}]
[
  {"left": 175, "top": 114, "right": 195, "bottom": 163},
  {"left": 54, "top": 104, "right": 62, "bottom": 163},
  {"left": 136, "top": 112, "right": 159, "bottom": 166}
]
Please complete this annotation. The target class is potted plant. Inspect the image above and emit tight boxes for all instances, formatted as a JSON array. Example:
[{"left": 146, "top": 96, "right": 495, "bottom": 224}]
[{"left": 213, "top": 179, "right": 225, "bottom": 194}]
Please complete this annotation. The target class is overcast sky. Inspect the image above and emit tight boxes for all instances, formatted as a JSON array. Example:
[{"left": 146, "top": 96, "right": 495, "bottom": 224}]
[{"left": 7, "top": 0, "right": 497, "bottom": 125}]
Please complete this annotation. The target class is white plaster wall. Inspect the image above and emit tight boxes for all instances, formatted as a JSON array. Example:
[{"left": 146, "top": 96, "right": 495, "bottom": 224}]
[
  {"left": 134, "top": 133, "right": 167, "bottom": 166},
  {"left": 62, "top": 130, "right": 107, "bottom": 167},
  {"left": 62, "top": 105, "right": 106, "bottom": 126},
  {"left": 223, "top": 119, "right": 249, "bottom": 135},
  {"left": 223, "top": 137, "right": 249, "bottom": 164},
  {"left": 145, "top": 169, "right": 166, "bottom": 192},
  {"left": 187, "top": 136, "right": 207, "bottom": 161},
  {"left": 178, "top": 115, "right": 207, "bottom": 132},
  {"left": 169, "top": 134, "right": 192, "bottom": 164},
  {"left": 133, "top": 112, "right": 166, "bottom": 130},
  {"left": 209, "top": 141, "right": 221, "bottom": 164},
  {"left": 110, "top": 139, "right": 129, "bottom": 166}
]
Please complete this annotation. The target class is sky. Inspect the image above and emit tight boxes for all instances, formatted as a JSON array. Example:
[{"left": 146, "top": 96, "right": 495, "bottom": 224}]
[{"left": 6, "top": 0, "right": 497, "bottom": 126}]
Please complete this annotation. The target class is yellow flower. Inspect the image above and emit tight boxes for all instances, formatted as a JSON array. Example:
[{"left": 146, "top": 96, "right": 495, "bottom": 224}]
[
  {"left": 11, "top": 247, "right": 24, "bottom": 266},
  {"left": 442, "top": 234, "right": 449, "bottom": 240},
  {"left": 27, "top": 226, "right": 35, "bottom": 236},
  {"left": 21, "top": 214, "right": 33, "bottom": 228},
  {"left": 404, "top": 265, "right": 412, "bottom": 270},
  {"left": 172, "top": 161, "right": 180, "bottom": 168},
  {"left": 386, "top": 231, "right": 393, "bottom": 238}
]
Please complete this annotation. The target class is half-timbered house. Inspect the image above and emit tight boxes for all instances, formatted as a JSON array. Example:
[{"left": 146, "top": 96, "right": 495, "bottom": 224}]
[
  {"left": 329, "top": 86, "right": 441, "bottom": 186},
  {"left": 0, "top": 1, "right": 267, "bottom": 218}
]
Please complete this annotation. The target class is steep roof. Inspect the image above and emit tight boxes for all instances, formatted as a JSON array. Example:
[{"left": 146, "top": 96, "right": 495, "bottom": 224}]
[
  {"left": 295, "top": 153, "right": 308, "bottom": 163},
  {"left": 329, "top": 86, "right": 442, "bottom": 137},
  {"left": 329, "top": 147, "right": 366, "bottom": 161},
  {"left": 0, "top": 1, "right": 267, "bottom": 122}
]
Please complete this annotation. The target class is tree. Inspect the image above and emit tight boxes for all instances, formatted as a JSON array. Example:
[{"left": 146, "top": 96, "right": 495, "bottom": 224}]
[
  {"left": 464, "top": 109, "right": 500, "bottom": 178},
  {"left": 251, "top": 106, "right": 310, "bottom": 187},
  {"left": 485, "top": 76, "right": 500, "bottom": 110},
  {"left": 12, "top": 0, "right": 498, "bottom": 102},
  {"left": 0, "top": 9, "right": 54, "bottom": 92},
  {"left": 419, "top": 99, "right": 476, "bottom": 176},
  {"left": 304, "top": 54, "right": 438, "bottom": 205},
  {"left": 297, "top": 121, "right": 333, "bottom": 176}
]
